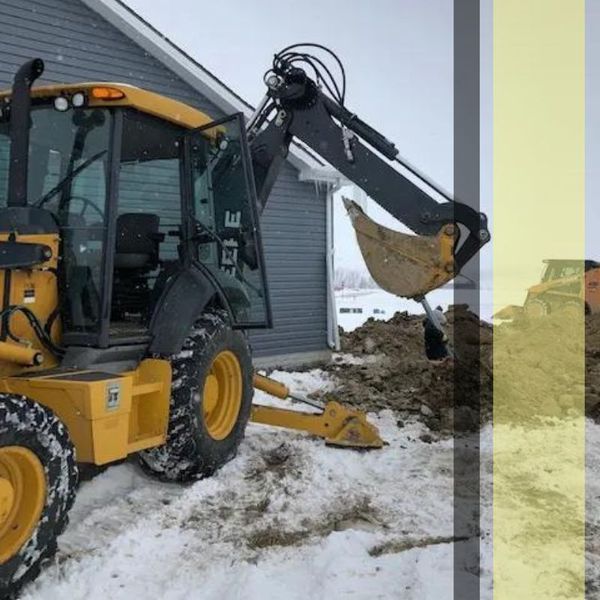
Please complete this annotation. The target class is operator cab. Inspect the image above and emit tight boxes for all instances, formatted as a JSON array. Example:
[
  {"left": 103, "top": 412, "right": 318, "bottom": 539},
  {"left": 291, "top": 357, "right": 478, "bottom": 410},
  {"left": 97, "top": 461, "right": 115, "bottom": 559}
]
[
  {"left": 540, "top": 259, "right": 600, "bottom": 282},
  {"left": 0, "top": 83, "right": 271, "bottom": 351}
]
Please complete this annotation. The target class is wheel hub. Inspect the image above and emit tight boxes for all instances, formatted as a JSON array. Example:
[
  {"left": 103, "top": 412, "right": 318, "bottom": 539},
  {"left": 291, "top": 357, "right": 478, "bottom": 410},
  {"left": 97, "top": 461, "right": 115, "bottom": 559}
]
[
  {"left": 202, "top": 351, "right": 243, "bottom": 441},
  {"left": 0, "top": 478, "right": 14, "bottom": 525},
  {"left": 525, "top": 300, "right": 548, "bottom": 318},
  {"left": 0, "top": 447, "right": 46, "bottom": 565},
  {"left": 203, "top": 374, "right": 219, "bottom": 415}
]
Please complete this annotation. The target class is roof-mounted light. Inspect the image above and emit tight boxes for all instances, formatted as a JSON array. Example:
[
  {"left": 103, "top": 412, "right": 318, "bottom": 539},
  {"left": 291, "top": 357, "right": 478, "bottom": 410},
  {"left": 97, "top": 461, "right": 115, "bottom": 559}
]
[
  {"left": 53, "top": 96, "right": 70, "bottom": 112},
  {"left": 72, "top": 92, "right": 86, "bottom": 108},
  {"left": 91, "top": 87, "right": 125, "bottom": 101}
]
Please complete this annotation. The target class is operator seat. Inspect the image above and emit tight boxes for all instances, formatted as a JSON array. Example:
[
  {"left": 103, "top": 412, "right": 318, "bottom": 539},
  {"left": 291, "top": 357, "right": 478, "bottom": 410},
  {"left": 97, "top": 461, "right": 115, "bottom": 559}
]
[
  {"left": 114, "top": 213, "right": 160, "bottom": 270},
  {"left": 112, "top": 213, "right": 162, "bottom": 325}
]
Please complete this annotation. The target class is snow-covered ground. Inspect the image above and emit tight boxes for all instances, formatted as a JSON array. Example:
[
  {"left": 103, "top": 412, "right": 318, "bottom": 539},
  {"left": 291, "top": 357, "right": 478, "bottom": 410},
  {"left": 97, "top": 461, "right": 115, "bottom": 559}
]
[
  {"left": 19, "top": 368, "right": 599, "bottom": 599},
  {"left": 18, "top": 369, "right": 474, "bottom": 600}
]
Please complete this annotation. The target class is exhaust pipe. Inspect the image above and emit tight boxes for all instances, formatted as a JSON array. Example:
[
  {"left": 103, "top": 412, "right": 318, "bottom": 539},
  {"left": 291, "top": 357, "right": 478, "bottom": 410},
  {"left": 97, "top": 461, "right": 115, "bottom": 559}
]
[{"left": 7, "top": 58, "right": 44, "bottom": 208}]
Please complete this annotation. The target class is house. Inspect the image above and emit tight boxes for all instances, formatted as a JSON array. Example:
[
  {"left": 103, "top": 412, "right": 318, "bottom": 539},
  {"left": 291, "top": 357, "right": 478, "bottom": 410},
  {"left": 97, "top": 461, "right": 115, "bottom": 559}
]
[{"left": 0, "top": 0, "right": 343, "bottom": 365}]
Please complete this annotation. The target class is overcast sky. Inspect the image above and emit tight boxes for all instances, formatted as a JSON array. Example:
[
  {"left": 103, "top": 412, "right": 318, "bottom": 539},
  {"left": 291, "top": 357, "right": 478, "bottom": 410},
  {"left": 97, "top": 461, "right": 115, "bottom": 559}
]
[
  {"left": 123, "top": 1, "right": 468, "bottom": 261},
  {"left": 123, "top": 0, "right": 596, "bottom": 313}
]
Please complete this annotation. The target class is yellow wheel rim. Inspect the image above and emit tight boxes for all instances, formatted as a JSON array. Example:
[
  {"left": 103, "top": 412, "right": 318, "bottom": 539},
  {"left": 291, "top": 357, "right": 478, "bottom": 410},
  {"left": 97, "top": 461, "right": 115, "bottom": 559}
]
[
  {"left": 525, "top": 300, "right": 548, "bottom": 318},
  {"left": 0, "top": 446, "right": 46, "bottom": 565},
  {"left": 558, "top": 302, "right": 582, "bottom": 320},
  {"left": 203, "top": 350, "right": 243, "bottom": 441}
]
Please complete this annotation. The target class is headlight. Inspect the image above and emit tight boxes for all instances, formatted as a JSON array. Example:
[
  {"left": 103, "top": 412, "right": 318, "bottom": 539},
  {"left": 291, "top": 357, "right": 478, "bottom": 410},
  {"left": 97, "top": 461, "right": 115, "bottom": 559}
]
[
  {"left": 71, "top": 92, "right": 86, "bottom": 108},
  {"left": 53, "top": 96, "right": 70, "bottom": 112}
]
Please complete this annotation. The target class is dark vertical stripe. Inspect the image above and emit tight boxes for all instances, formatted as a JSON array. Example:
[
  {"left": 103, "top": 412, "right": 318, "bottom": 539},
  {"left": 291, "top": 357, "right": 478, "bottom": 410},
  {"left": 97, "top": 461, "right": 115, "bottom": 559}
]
[
  {"left": 454, "top": 1, "right": 481, "bottom": 599},
  {"left": 586, "top": 0, "right": 598, "bottom": 594}
]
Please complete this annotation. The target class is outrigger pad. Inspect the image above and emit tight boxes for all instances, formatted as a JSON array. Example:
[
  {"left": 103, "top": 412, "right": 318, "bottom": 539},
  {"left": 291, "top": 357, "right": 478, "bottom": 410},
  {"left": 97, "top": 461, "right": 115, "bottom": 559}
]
[
  {"left": 322, "top": 403, "right": 385, "bottom": 450},
  {"left": 343, "top": 198, "right": 457, "bottom": 298}
]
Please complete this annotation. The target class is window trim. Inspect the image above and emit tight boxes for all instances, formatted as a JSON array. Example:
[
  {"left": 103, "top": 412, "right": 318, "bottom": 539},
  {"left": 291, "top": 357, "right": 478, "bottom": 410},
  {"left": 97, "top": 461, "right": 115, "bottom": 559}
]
[{"left": 98, "top": 108, "right": 123, "bottom": 347}]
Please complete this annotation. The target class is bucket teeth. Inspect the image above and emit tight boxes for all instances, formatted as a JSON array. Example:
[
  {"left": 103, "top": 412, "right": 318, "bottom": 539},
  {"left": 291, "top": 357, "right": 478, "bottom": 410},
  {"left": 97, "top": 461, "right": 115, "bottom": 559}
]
[{"left": 343, "top": 198, "right": 456, "bottom": 298}]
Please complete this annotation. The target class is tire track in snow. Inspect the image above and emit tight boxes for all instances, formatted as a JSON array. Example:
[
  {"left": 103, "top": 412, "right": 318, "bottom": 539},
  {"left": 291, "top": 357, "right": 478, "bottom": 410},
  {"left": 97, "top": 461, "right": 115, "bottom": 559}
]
[{"left": 20, "top": 410, "right": 460, "bottom": 599}]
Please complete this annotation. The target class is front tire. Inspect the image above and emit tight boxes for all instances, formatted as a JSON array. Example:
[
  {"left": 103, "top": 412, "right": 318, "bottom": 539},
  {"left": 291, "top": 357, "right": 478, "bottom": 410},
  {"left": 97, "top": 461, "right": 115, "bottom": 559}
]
[
  {"left": 139, "top": 310, "right": 253, "bottom": 482},
  {"left": 524, "top": 298, "right": 550, "bottom": 318},
  {"left": 0, "top": 396, "right": 77, "bottom": 599}
]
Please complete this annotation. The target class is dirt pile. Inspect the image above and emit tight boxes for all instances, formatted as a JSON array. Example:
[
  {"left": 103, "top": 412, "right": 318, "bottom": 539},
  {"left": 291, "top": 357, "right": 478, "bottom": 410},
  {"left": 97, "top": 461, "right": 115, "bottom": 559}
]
[
  {"left": 492, "top": 313, "right": 584, "bottom": 422},
  {"left": 327, "top": 305, "right": 493, "bottom": 433},
  {"left": 328, "top": 307, "right": 600, "bottom": 432},
  {"left": 586, "top": 313, "right": 600, "bottom": 419}
]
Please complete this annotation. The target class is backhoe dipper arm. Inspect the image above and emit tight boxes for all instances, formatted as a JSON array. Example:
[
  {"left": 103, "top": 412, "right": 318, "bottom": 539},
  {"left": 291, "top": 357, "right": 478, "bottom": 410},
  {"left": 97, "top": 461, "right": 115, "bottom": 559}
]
[{"left": 248, "top": 64, "right": 490, "bottom": 282}]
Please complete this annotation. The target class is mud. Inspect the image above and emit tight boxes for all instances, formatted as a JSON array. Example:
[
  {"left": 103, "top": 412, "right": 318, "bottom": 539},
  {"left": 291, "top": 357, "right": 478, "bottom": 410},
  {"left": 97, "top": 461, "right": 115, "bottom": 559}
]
[
  {"left": 586, "top": 314, "right": 600, "bottom": 420},
  {"left": 323, "top": 305, "right": 491, "bottom": 433},
  {"left": 325, "top": 307, "right": 600, "bottom": 433},
  {"left": 368, "top": 535, "right": 470, "bottom": 558},
  {"left": 246, "top": 496, "right": 383, "bottom": 550}
]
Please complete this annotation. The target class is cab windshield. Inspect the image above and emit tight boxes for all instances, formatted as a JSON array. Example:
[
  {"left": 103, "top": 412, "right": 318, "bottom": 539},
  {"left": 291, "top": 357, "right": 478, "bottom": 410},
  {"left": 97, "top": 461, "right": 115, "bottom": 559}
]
[
  {"left": 0, "top": 104, "right": 111, "bottom": 219},
  {"left": 0, "top": 104, "right": 112, "bottom": 334},
  {"left": 541, "top": 262, "right": 584, "bottom": 282}
]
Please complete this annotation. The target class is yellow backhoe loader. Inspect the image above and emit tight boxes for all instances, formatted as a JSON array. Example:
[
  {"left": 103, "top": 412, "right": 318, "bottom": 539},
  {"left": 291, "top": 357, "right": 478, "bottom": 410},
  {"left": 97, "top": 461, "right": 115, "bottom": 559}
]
[
  {"left": 494, "top": 259, "right": 600, "bottom": 321},
  {"left": 0, "top": 45, "right": 489, "bottom": 595}
]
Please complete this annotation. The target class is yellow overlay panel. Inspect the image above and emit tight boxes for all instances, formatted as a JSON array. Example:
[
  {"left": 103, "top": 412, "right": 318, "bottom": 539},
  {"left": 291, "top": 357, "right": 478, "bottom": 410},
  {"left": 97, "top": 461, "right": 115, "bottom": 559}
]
[{"left": 494, "top": 1, "right": 585, "bottom": 598}]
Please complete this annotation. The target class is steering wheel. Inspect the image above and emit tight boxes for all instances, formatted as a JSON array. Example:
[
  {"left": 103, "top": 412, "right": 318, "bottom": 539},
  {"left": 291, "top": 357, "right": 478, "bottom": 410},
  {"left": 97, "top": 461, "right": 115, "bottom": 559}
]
[{"left": 67, "top": 196, "right": 105, "bottom": 223}]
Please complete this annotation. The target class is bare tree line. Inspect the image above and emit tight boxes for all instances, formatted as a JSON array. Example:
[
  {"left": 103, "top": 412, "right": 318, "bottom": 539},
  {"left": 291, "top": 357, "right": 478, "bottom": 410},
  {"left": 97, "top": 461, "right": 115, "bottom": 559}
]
[{"left": 334, "top": 268, "right": 377, "bottom": 291}]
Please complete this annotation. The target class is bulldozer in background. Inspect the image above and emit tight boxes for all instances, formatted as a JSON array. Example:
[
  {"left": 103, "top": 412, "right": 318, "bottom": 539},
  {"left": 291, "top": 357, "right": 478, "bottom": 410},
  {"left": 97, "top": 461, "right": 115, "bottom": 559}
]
[
  {"left": 0, "top": 44, "right": 489, "bottom": 595},
  {"left": 494, "top": 259, "right": 600, "bottom": 320}
]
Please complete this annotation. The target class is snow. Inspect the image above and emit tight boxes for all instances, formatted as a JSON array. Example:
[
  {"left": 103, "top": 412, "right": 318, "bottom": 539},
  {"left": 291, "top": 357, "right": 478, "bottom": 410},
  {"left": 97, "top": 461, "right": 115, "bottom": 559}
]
[
  {"left": 331, "top": 352, "right": 383, "bottom": 366},
  {"left": 336, "top": 288, "right": 494, "bottom": 332},
  {"left": 253, "top": 369, "right": 334, "bottom": 413},
  {"left": 336, "top": 288, "right": 454, "bottom": 332},
  {"left": 18, "top": 369, "right": 459, "bottom": 600},
  {"left": 19, "top": 368, "right": 600, "bottom": 599}
]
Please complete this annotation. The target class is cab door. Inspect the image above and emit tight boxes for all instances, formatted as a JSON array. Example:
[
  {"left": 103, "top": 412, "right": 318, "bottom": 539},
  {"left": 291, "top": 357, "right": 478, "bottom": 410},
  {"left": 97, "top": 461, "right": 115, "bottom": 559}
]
[{"left": 183, "top": 113, "right": 272, "bottom": 328}]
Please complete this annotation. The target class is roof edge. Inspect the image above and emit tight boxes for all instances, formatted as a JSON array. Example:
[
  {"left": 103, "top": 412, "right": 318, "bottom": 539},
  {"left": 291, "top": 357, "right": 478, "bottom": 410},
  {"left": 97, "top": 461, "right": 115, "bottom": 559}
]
[{"left": 81, "top": 0, "right": 338, "bottom": 182}]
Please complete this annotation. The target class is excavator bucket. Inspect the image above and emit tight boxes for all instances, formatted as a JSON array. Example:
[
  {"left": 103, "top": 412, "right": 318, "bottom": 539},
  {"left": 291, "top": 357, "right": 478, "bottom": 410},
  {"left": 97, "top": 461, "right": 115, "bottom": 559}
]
[
  {"left": 343, "top": 198, "right": 457, "bottom": 298},
  {"left": 493, "top": 304, "right": 524, "bottom": 321}
]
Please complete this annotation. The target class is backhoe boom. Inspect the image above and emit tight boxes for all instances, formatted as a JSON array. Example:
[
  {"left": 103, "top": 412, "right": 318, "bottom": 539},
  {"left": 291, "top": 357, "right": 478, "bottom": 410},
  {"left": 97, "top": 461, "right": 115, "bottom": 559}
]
[{"left": 248, "top": 48, "right": 489, "bottom": 296}]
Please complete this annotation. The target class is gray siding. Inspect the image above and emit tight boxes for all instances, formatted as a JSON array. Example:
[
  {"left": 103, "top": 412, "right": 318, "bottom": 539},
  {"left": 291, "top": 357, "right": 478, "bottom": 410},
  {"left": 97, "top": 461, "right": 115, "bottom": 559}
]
[{"left": 0, "top": 0, "right": 328, "bottom": 359}]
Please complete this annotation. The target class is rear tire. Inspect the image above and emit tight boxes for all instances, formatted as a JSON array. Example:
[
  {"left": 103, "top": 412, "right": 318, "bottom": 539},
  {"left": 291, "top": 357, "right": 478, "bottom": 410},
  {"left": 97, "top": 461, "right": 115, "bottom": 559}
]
[
  {"left": 557, "top": 300, "right": 585, "bottom": 320},
  {"left": 139, "top": 310, "right": 253, "bottom": 482},
  {"left": 524, "top": 298, "right": 550, "bottom": 318},
  {"left": 0, "top": 396, "right": 78, "bottom": 599}
]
